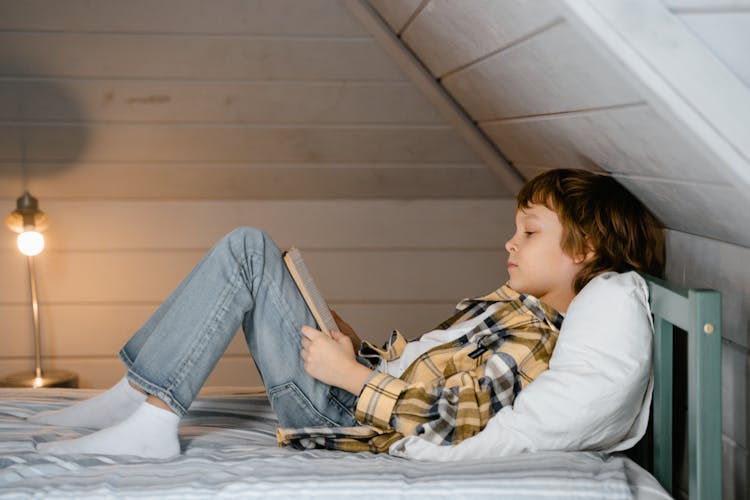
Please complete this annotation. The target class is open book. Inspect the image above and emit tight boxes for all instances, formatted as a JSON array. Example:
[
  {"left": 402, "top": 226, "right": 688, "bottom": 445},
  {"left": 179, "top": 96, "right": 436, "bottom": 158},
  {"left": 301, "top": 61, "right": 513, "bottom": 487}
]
[{"left": 283, "top": 247, "right": 337, "bottom": 336}]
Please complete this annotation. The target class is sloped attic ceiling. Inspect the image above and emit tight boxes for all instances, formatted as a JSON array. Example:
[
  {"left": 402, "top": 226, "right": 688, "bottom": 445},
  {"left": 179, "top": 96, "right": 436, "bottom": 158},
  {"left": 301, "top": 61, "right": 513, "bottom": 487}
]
[{"left": 362, "top": 0, "right": 750, "bottom": 248}]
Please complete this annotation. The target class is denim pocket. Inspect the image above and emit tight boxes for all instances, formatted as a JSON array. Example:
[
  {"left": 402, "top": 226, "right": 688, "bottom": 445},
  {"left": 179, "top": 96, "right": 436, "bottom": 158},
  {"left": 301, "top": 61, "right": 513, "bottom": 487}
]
[{"left": 268, "top": 382, "right": 339, "bottom": 428}]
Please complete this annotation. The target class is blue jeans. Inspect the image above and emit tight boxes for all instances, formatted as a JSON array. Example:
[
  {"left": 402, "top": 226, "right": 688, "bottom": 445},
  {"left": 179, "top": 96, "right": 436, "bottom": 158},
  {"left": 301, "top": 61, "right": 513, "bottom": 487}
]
[{"left": 119, "top": 227, "right": 358, "bottom": 428}]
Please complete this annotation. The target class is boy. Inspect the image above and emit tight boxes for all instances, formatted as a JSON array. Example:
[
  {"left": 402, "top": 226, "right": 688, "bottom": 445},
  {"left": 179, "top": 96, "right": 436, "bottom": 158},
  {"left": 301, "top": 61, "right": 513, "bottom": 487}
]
[{"left": 33, "top": 169, "right": 664, "bottom": 458}]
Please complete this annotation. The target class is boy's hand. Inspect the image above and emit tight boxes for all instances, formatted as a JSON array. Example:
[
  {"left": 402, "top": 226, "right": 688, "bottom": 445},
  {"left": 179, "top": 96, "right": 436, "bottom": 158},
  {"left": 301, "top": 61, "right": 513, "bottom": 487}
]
[
  {"left": 330, "top": 309, "right": 362, "bottom": 352},
  {"left": 300, "top": 325, "right": 371, "bottom": 396}
]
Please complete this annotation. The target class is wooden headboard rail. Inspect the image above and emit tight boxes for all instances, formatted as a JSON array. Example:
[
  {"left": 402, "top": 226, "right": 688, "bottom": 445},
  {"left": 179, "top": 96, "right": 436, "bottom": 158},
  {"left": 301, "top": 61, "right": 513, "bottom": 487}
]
[{"left": 644, "top": 274, "right": 722, "bottom": 499}]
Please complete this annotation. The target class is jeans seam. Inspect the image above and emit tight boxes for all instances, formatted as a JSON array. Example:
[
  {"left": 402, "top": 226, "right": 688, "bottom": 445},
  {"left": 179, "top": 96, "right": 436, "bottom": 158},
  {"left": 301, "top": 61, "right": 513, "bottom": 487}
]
[
  {"left": 119, "top": 348, "right": 134, "bottom": 368},
  {"left": 126, "top": 370, "right": 188, "bottom": 416},
  {"left": 328, "top": 388, "right": 357, "bottom": 422}
]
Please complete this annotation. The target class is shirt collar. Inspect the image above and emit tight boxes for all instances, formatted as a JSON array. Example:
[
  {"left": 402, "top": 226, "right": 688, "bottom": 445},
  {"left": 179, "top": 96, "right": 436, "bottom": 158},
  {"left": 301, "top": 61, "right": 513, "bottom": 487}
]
[{"left": 460, "top": 283, "right": 564, "bottom": 330}]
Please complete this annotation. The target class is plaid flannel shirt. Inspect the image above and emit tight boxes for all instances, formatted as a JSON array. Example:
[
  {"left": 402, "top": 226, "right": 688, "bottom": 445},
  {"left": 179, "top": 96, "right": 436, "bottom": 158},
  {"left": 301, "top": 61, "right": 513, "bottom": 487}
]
[{"left": 277, "top": 284, "right": 563, "bottom": 453}]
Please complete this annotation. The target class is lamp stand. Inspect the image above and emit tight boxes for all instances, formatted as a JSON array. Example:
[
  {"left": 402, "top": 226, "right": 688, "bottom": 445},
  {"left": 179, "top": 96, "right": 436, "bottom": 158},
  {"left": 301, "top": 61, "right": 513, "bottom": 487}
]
[{"left": 0, "top": 255, "right": 78, "bottom": 388}]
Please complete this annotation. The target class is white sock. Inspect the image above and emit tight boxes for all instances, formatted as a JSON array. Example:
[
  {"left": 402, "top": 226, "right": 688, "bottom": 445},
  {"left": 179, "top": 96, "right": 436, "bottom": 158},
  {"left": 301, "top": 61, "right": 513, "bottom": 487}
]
[
  {"left": 28, "top": 377, "right": 146, "bottom": 429},
  {"left": 36, "top": 402, "right": 180, "bottom": 459}
]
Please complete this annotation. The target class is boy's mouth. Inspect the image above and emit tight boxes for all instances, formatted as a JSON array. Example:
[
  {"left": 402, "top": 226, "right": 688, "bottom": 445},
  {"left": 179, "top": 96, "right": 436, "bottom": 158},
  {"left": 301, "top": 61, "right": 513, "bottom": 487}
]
[{"left": 507, "top": 262, "right": 517, "bottom": 270}]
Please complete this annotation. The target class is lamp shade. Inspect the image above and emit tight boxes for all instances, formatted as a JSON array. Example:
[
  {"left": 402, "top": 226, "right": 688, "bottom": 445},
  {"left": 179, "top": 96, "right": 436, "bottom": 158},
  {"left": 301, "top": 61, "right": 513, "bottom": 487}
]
[{"left": 5, "top": 192, "right": 48, "bottom": 234}]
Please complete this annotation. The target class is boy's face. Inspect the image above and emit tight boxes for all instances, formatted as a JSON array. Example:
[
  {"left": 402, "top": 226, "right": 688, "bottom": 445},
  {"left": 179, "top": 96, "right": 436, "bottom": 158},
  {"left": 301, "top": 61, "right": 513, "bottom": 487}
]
[{"left": 505, "top": 204, "right": 589, "bottom": 312}]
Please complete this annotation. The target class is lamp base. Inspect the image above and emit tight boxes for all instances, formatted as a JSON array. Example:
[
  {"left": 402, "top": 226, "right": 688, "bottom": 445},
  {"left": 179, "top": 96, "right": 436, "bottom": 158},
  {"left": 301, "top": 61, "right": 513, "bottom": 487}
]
[{"left": 0, "top": 369, "right": 79, "bottom": 388}]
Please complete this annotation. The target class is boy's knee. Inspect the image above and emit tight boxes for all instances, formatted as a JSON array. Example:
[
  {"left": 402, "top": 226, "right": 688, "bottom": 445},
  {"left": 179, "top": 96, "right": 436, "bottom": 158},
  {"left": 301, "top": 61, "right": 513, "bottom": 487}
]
[
  {"left": 227, "top": 226, "right": 264, "bottom": 242},
  {"left": 224, "top": 227, "right": 277, "bottom": 255}
]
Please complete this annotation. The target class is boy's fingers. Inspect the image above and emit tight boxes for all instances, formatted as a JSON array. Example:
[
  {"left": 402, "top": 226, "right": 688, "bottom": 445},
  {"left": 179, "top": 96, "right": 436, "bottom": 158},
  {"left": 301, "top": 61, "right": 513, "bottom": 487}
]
[
  {"left": 329, "top": 330, "right": 344, "bottom": 340},
  {"left": 300, "top": 325, "right": 322, "bottom": 339}
]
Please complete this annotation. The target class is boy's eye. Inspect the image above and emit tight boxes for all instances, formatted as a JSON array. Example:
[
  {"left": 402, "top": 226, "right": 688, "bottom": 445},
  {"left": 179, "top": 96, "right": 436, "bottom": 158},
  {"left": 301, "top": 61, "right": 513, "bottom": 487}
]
[{"left": 524, "top": 231, "right": 536, "bottom": 236}]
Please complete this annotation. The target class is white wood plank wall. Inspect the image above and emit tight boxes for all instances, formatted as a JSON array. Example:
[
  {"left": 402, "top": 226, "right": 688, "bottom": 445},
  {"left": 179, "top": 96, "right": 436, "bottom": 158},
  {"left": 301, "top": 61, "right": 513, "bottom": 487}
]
[
  {"left": 0, "top": 0, "right": 515, "bottom": 389},
  {"left": 0, "top": 0, "right": 511, "bottom": 200},
  {"left": 664, "top": 230, "right": 750, "bottom": 500},
  {"left": 0, "top": 199, "right": 514, "bottom": 389}
]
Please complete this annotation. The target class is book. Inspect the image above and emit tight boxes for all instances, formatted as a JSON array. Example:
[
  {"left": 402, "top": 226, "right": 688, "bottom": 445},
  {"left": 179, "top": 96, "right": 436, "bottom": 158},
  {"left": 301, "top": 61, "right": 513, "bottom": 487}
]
[{"left": 283, "top": 247, "right": 337, "bottom": 336}]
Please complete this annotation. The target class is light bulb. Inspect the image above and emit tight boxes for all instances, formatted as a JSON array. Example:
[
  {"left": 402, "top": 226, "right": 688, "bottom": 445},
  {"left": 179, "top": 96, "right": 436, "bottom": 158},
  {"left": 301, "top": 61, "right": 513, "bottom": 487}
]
[{"left": 17, "top": 230, "right": 45, "bottom": 256}]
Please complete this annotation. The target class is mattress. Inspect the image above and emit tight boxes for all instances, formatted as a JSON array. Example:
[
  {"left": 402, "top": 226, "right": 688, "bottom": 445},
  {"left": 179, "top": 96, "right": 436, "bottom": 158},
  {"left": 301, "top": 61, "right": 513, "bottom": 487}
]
[{"left": 0, "top": 388, "right": 669, "bottom": 499}]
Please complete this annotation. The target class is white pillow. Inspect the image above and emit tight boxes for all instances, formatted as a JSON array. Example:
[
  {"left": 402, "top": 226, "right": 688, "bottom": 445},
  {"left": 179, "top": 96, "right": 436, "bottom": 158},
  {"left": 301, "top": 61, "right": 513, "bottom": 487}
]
[{"left": 390, "top": 271, "right": 654, "bottom": 460}]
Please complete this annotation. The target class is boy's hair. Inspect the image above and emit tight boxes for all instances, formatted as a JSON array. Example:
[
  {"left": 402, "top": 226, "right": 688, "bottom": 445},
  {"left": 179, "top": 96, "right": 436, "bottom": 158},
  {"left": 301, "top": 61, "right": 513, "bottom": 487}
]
[{"left": 517, "top": 169, "right": 665, "bottom": 293}]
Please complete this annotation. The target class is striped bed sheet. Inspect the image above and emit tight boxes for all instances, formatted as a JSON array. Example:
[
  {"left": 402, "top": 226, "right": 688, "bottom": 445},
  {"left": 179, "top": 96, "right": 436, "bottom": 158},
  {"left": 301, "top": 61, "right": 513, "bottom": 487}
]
[{"left": 0, "top": 388, "right": 669, "bottom": 499}]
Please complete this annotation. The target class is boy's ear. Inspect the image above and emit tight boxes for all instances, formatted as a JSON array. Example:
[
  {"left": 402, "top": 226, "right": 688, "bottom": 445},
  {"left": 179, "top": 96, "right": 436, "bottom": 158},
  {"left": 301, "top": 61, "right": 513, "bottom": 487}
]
[
  {"left": 574, "top": 240, "right": 596, "bottom": 265},
  {"left": 574, "top": 249, "right": 595, "bottom": 265}
]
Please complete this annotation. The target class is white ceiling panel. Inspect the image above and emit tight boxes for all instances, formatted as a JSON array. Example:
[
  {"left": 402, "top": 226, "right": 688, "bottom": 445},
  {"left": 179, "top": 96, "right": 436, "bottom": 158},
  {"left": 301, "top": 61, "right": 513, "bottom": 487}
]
[
  {"left": 369, "top": 0, "right": 750, "bottom": 246},
  {"left": 400, "top": 0, "right": 561, "bottom": 78},
  {"left": 662, "top": 0, "right": 750, "bottom": 8},
  {"left": 676, "top": 12, "right": 750, "bottom": 88},
  {"left": 442, "top": 21, "right": 642, "bottom": 120},
  {"left": 483, "top": 105, "right": 729, "bottom": 184},
  {"left": 614, "top": 176, "right": 750, "bottom": 247}
]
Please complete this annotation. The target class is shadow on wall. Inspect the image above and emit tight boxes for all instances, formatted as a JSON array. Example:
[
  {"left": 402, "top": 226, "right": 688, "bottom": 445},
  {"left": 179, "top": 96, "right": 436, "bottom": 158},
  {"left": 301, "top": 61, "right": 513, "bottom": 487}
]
[{"left": 0, "top": 61, "right": 88, "bottom": 193}]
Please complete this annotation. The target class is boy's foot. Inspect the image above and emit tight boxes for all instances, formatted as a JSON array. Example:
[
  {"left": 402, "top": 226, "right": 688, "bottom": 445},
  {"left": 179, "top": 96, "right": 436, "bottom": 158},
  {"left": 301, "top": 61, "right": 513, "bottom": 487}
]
[
  {"left": 28, "top": 377, "right": 146, "bottom": 429},
  {"left": 36, "top": 402, "right": 180, "bottom": 459}
]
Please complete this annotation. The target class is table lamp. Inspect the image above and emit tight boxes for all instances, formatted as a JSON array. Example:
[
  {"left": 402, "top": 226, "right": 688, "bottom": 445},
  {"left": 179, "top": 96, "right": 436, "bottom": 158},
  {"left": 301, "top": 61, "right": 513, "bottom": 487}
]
[{"left": 1, "top": 192, "right": 78, "bottom": 388}]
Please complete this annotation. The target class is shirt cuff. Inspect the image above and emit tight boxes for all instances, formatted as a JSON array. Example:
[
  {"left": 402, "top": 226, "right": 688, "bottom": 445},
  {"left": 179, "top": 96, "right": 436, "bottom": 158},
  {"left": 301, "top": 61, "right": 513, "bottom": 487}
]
[{"left": 354, "top": 372, "right": 409, "bottom": 430}]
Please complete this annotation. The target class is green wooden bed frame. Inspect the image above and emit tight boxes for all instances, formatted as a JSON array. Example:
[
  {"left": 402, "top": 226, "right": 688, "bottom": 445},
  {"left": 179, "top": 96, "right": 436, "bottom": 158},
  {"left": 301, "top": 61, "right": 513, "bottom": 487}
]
[{"left": 643, "top": 274, "right": 722, "bottom": 499}]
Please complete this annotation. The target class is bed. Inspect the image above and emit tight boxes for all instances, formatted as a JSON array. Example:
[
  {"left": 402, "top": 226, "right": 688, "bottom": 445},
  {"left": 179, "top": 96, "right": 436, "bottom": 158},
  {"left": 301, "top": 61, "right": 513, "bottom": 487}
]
[{"left": 0, "top": 275, "right": 721, "bottom": 499}]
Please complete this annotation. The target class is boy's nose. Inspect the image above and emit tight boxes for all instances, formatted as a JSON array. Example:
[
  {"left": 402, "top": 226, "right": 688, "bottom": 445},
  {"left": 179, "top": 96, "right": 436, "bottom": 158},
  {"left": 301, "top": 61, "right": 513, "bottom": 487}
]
[{"left": 505, "top": 237, "right": 517, "bottom": 253}]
